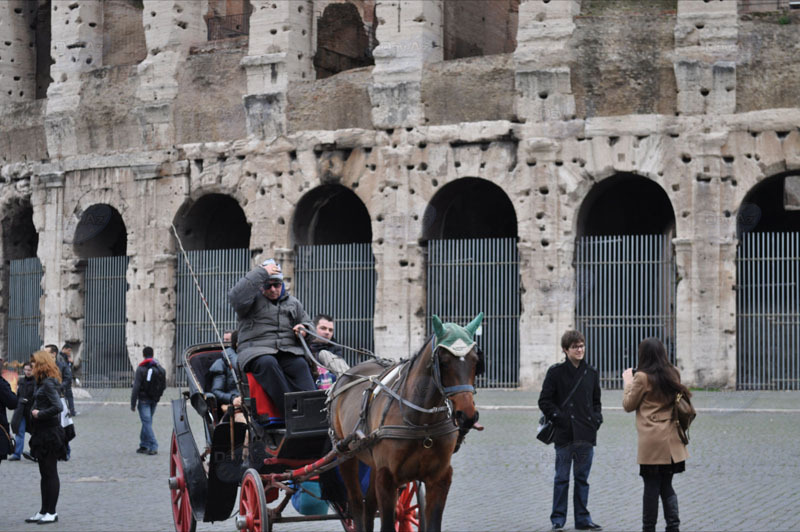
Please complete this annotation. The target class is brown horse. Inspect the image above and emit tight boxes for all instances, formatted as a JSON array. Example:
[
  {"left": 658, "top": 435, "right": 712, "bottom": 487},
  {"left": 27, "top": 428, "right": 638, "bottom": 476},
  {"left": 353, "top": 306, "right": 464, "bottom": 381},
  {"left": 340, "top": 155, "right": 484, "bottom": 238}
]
[{"left": 329, "top": 313, "right": 484, "bottom": 532}]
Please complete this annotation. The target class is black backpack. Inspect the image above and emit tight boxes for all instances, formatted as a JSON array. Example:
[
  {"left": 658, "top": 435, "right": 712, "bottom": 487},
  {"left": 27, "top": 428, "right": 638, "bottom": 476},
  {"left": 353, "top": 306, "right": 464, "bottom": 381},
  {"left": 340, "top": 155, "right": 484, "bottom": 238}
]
[{"left": 142, "top": 363, "right": 167, "bottom": 401}]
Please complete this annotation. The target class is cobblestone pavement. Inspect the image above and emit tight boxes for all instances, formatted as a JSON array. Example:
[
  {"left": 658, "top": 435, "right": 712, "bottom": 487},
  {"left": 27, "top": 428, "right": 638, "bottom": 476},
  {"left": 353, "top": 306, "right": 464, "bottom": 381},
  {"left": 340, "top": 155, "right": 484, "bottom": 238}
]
[{"left": 2, "top": 388, "right": 799, "bottom": 532}]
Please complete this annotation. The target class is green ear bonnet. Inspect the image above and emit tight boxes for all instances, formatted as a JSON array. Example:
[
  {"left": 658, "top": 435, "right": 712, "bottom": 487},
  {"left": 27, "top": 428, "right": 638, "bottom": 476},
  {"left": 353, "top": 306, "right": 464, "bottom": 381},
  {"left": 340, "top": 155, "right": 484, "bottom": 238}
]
[{"left": 431, "top": 313, "right": 484, "bottom": 357}]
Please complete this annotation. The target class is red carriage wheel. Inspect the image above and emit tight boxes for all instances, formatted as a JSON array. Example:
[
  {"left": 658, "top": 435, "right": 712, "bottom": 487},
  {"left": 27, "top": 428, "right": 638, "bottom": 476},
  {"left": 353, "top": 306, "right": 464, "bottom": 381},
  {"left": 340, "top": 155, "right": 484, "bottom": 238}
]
[
  {"left": 169, "top": 431, "right": 197, "bottom": 532},
  {"left": 238, "top": 468, "right": 271, "bottom": 532},
  {"left": 395, "top": 481, "right": 425, "bottom": 532}
]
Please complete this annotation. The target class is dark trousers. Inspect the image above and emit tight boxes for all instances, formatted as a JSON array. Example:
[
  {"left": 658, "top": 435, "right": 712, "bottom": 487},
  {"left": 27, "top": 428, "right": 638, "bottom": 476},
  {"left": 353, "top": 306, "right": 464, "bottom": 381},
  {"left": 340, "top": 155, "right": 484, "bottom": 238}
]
[
  {"left": 552, "top": 441, "right": 594, "bottom": 528},
  {"left": 642, "top": 472, "right": 679, "bottom": 532},
  {"left": 247, "top": 352, "right": 315, "bottom": 417},
  {"left": 38, "top": 453, "right": 60, "bottom": 514}
]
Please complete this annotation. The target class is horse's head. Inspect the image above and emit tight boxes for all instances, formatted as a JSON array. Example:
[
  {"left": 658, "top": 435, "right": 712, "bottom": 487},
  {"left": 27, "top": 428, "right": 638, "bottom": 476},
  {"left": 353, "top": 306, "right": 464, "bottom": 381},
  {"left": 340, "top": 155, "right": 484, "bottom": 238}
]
[{"left": 431, "top": 313, "right": 485, "bottom": 430}]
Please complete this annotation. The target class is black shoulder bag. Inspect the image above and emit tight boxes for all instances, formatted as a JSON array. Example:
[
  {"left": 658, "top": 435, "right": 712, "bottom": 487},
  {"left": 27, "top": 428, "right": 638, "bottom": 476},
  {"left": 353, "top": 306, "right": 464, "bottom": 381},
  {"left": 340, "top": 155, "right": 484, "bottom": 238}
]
[{"left": 537, "top": 369, "right": 587, "bottom": 445}]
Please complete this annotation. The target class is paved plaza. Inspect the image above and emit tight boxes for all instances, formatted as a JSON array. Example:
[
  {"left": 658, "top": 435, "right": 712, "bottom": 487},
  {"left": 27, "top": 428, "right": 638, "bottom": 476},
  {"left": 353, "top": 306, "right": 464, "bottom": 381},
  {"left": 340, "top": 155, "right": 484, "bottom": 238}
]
[{"left": 2, "top": 388, "right": 799, "bottom": 532}]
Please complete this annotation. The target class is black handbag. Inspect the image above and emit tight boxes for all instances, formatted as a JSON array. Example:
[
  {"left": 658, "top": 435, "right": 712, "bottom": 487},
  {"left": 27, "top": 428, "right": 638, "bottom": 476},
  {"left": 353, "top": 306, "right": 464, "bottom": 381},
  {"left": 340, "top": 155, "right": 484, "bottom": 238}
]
[
  {"left": 673, "top": 392, "right": 696, "bottom": 445},
  {"left": 537, "top": 369, "right": 587, "bottom": 445}
]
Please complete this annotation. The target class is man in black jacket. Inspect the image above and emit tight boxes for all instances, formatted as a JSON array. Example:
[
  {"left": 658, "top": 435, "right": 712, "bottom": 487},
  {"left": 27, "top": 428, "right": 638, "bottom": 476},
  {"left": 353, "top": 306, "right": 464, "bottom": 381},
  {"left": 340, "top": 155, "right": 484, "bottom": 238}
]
[
  {"left": 538, "top": 330, "right": 603, "bottom": 531},
  {"left": 130, "top": 347, "right": 161, "bottom": 455},
  {"left": 9, "top": 361, "right": 35, "bottom": 461},
  {"left": 228, "top": 259, "right": 315, "bottom": 418}
]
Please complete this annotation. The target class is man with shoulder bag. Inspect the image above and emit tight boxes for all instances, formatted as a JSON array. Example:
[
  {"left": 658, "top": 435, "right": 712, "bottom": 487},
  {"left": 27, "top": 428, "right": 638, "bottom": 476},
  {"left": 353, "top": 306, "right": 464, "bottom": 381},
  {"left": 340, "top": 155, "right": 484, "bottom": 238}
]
[{"left": 538, "top": 330, "right": 603, "bottom": 531}]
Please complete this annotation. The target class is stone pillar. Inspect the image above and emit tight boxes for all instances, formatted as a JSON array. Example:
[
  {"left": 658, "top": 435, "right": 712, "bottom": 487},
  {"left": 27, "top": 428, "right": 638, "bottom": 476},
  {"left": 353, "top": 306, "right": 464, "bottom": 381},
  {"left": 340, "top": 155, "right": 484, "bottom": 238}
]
[
  {"left": 241, "top": 0, "right": 313, "bottom": 138},
  {"left": 673, "top": 0, "right": 738, "bottom": 116},
  {"left": 30, "top": 169, "right": 68, "bottom": 346},
  {"left": 136, "top": 0, "right": 207, "bottom": 147},
  {"left": 514, "top": 0, "right": 579, "bottom": 123},
  {"left": 0, "top": 0, "right": 37, "bottom": 104},
  {"left": 369, "top": 0, "right": 444, "bottom": 128},
  {"left": 124, "top": 166, "right": 187, "bottom": 379},
  {"left": 45, "top": 0, "right": 104, "bottom": 157}
]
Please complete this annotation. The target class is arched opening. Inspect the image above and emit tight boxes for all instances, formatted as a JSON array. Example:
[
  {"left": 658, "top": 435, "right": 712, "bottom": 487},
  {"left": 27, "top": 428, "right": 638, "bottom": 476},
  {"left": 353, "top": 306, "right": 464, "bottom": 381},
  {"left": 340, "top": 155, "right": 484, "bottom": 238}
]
[
  {"left": 71, "top": 203, "right": 129, "bottom": 387},
  {"left": 443, "top": 0, "right": 519, "bottom": 61},
  {"left": 577, "top": 173, "right": 675, "bottom": 237},
  {"left": 292, "top": 184, "right": 372, "bottom": 246},
  {"left": 575, "top": 174, "right": 677, "bottom": 388},
  {"left": 73, "top": 203, "right": 128, "bottom": 258},
  {"left": 292, "top": 185, "right": 375, "bottom": 364},
  {"left": 173, "top": 194, "right": 251, "bottom": 384},
  {"left": 102, "top": 0, "right": 147, "bottom": 67},
  {"left": 422, "top": 177, "right": 518, "bottom": 241},
  {"left": 1, "top": 200, "right": 41, "bottom": 365},
  {"left": 173, "top": 194, "right": 251, "bottom": 251},
  {"left": 205, "top": 0, "right": 253, "bottom": 41},
  {"left": 736, "top": 172, "right": 800, "bottom": 390},
  {"left": 423, "top": 178, "right": 519, "bottom": 388},
  {"left": 314, "top": 2, "right": 376, "bottom": 79}
]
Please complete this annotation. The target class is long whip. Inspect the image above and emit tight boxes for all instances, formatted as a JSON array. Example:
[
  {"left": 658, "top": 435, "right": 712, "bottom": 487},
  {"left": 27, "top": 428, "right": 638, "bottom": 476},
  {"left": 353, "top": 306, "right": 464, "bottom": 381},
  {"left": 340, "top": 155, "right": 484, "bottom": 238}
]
[{"left": 170, "top": 224, "right": 253, "bottom": 427}]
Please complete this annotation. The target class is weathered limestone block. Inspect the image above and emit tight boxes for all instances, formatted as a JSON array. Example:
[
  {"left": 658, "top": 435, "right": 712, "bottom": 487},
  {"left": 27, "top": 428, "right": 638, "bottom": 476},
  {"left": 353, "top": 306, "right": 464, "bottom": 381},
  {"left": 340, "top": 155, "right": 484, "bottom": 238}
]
[
  {"left": 369, "top": 0, "right": 443, "bottom": 128},
  {"left": 514, "top": 0, "right": 579, "bottom": 123},
  {"left": 785, "top": 175, "right": 800, "bottom": 211},
  {"left": 241, "top": 1, "right": 312, "bottom": 137},
  {"left": 0, "top": 1, "right": 37, "bottom": 104},
  {"left": 674, "top": 60, "right": 735, "bottom": 115}
]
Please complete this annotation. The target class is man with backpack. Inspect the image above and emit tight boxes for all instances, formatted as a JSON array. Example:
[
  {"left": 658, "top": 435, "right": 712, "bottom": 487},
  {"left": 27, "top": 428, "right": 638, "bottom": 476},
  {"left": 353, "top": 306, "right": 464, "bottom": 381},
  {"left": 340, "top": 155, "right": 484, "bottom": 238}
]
[{"left": 130, "top": 347, "right": 166, "bottom": 455}]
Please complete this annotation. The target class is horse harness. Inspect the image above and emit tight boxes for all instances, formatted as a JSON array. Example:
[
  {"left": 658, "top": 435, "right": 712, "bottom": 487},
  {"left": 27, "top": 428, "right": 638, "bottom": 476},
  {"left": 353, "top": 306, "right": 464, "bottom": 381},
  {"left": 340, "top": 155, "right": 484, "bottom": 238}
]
[{"left": 327, "top": 339, "right": 475, "bottom": 451}]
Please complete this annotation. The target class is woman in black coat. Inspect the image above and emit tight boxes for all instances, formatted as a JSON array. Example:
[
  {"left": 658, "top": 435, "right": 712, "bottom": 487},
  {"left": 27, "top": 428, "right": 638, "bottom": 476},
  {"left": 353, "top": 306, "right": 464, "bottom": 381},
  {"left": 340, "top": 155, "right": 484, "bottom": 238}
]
[
  {"left": 25, "top": 350, "right": 67, "bottom": 525},
  {"left": 0, "top": 355, "right": 19, "bottom": 463}
]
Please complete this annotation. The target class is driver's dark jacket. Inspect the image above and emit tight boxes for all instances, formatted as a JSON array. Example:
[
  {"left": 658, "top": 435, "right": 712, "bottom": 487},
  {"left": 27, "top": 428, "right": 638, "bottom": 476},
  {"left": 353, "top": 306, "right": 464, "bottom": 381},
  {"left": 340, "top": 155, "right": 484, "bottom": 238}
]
[
  {"left": 538, "top": 358, "right": 603, "bottom": 446},
  {"left": 228, "top": 267, "right": 313, "bottom": 372}
]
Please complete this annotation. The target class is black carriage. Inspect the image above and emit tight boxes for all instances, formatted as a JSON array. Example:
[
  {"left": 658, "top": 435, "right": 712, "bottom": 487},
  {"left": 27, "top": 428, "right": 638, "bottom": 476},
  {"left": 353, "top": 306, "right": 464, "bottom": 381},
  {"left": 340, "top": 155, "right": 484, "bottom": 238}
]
[{"left": 168, "top": 343, "right": 424, "bottom": 532}]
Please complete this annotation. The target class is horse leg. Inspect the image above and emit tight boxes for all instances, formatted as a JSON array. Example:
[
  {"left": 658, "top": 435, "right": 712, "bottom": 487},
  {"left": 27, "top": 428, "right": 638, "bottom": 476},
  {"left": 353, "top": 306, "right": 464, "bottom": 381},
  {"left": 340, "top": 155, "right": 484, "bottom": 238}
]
[
  {"left": 363, "top": 467, "right": 378, "bottom": 532},
  {"left": 423, "top": 466, "right": 453, "bottom": 532},
  {"left": 340, "top": 458, "right": 367, "bottom": 532},
  {"left": 374, "top": 467, "right": 399, "bottom": 532}
]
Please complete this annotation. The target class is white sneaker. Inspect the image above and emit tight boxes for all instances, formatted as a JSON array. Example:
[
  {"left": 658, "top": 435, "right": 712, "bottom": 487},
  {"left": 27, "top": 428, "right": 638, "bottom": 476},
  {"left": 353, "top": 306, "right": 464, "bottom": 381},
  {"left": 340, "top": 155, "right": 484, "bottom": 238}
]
[
  {"left": 37, "top": 513, "right": 58, "bottom": 524},
  {"left": 25, "top": 512, "right": 44, "bottom": 523}
]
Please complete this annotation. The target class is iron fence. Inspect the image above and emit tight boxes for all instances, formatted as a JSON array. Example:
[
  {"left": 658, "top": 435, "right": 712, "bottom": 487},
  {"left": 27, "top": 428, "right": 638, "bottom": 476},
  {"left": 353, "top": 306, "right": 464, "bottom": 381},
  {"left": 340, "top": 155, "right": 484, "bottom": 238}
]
[
  {"left": 737, "top": 232, "right": 800, "bottom": 390},
  {"left": 576, "top": 234, "right": 676, "bottom": 389},
  {"left": 81, "top": 256, "right": 131, "bottom": 388},
  {"left": 294, "top": 244, "right": 376, "bottom": 367},
  {"left": 175, "top": 248, "right": 251, "bottom": 386},
  {"left": 426, "top": 238, "right": 520, "bottom": 388},
  {"left": 7, "top": 258, "right": 43, "bottom": 364}
]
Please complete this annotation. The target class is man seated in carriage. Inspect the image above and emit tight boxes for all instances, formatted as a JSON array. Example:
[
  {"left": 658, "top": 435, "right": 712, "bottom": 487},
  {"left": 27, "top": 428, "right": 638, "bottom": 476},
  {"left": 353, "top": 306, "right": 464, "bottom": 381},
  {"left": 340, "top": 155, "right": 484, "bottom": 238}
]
[
  {"left": 227, "top": 259, "right": 316, "bottom": 420},
  {"left": 308, "top": 314, "right": 350, "bottom": 388}
]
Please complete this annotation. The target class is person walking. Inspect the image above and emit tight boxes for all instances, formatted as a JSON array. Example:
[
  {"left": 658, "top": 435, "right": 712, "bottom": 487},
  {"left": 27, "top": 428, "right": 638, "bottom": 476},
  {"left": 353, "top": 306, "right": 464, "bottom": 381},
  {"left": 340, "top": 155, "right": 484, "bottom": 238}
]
[
  {"left": 1, "top": 354, "right": 19, "bottom": 465},
  {"left": 9, "top": 361, "right": 35, "bottom": 461},
  {"left": 538, "top": 330, "right": 603, "bottom": 531},
  {"left": 58, "top": 344, "right": 76, "bottom": 417},
  {"left": 130, "top": 347, "right": 164, "bottom": 455},
  {"left": 622, "top": 338, "right": 689, "bottom": 532},
  {"left": 26, "top": 350, "right": 67, "bottom": 524}
]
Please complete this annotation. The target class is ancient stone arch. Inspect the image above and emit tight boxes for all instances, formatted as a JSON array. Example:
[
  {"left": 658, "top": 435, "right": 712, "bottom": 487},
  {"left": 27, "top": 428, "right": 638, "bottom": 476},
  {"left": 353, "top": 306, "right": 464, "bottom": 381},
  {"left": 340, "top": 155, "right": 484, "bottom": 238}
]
[
  {"left": 292, "top": 184, "right": 372, "bottom": 246},
  {"left": 173, "top": 193, "right": 251, "bottom": 251},
  {"left": 443, "top": 0, "right": 519, "bottom": 60},
  {"left": 421, "top": 177, "right": 518, "bottom": 241},
  {"left": 314, "top": 1, "right": 375, "bottom": 79}
]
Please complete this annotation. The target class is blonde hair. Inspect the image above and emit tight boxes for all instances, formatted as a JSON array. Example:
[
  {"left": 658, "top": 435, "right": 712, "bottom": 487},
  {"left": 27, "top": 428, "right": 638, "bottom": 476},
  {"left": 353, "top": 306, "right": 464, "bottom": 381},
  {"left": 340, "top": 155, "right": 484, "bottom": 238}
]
[{"left": 31, "top": 350, "right": 62, "bottom": 383}]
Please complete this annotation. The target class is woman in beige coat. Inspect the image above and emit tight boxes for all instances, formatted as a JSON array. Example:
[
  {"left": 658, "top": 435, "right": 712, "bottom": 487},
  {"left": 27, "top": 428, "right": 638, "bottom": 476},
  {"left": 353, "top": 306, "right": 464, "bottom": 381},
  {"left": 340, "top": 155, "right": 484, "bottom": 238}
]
[{"left": 622, "top": 338, "right": 690, "bottom": 532}]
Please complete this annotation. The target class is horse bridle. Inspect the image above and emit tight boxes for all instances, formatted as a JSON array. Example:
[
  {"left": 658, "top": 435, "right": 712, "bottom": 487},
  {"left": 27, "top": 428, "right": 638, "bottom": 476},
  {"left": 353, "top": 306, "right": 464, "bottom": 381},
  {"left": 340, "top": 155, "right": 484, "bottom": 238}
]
[{"left": 429, "top": 344, "right": 477, "bottom": 398}]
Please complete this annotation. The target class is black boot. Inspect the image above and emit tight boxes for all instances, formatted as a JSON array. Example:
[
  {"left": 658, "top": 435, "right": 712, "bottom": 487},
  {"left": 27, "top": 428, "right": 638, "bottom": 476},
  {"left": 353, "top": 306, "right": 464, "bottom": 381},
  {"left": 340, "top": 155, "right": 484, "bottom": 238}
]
[
  {"left": 663, "top": 495, "right": 680, "bottom": 532},
  {"left": 642, "top": 494, "right": 658, "bottom": 532}
]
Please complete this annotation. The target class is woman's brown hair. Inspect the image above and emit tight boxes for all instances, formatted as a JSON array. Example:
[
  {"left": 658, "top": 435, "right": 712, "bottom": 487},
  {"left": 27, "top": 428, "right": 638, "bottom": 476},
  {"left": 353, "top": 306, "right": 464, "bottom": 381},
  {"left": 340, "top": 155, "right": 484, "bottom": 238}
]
[
  {"left": 637, "top": 337, "right": 690, "bottom": 403},
  {"left": 30, "top": 350, "right": 62, "bottom": 383}
]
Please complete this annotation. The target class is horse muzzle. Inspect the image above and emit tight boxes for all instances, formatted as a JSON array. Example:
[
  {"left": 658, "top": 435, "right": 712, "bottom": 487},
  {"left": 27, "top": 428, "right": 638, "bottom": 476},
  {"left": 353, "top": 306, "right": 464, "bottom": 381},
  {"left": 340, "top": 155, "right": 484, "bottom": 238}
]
[{"left": 454, "top": 409, "right": 480, "bottom": 430}]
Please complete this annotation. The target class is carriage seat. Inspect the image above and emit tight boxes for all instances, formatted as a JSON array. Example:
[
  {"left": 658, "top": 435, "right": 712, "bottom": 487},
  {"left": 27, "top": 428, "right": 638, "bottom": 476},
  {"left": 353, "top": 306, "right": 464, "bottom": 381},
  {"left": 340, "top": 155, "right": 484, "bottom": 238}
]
[
  {"left": 186, "top": 349, "right": 225, "bottom": 423},
  {"left": 245, "top": 373, "right": 284, "bottom": 426}
]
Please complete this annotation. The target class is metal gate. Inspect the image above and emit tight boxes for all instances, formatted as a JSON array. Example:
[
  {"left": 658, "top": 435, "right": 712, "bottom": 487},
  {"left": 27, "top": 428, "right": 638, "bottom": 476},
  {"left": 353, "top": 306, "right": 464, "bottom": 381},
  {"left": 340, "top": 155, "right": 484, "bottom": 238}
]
[
  {"left": 82, "top": 256, "right": 131, "bottom": 387},
  {"left": 575, "top": 235, "right": 676, "bottom": 389},
  {"left": 176, "top": 248, "right": 251, "bottom": 385},
  {"left": 426, "top": 238, "right": 520, "bottom": 388},
  {"left": 7, "top": 257, "right": 43, "bottom": 364},
  {"left": 295, "top": 243, "right": 375, "bottom": 367},
  {"left": 737, "top": 232, "right": 800, "bottom": 390}
]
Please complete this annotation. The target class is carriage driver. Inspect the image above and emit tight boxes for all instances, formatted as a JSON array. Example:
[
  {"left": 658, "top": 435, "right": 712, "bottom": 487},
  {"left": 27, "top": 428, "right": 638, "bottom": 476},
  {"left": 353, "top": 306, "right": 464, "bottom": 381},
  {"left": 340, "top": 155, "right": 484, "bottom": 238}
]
[{"left": 227, "top": 259, "right": 316, "bottom": 418}]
